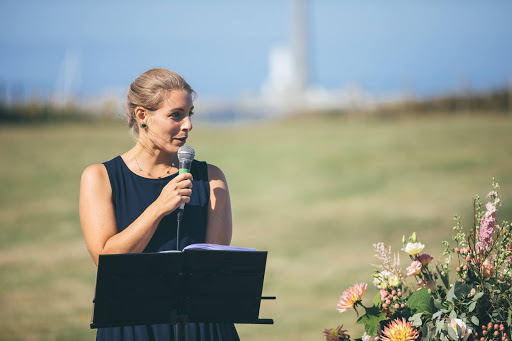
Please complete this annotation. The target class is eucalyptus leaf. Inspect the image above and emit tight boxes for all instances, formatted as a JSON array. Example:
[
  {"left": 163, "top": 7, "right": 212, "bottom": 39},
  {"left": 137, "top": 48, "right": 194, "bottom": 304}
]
[
  {"left": 412, "top": 316, "right": 422, "bottom": 327},
  {"left": 447, "top": 325, "right": 458, "bottom": 340},
  {"left": 472, "top": 292, "right": 484, "bottom": 301},
  {"left": 433, "top": 311, "right": 443, "bottom": 319},
  {"left": 454, "top": 281, "right": 473, "bottom": 299},
  {"left": 456, "top": 324, "right": 463, "bottom": 338},
  {"left": 468, "top": 301, "right": 476, "bottom": 312},
  {"left": 449, "top": 310, "right": 457, "bottom": 319},
  {"left": 436, "top": 319, "right": 444, "bottom": 335},
  {"left": 447, "top": 286, "right": 456, "bottom": 302},
  {"left": 422, "top": 324, "right": 429, "bottom": 337},
  {"left": 471, "top": 316, "right": 479, "bottom": 325}
]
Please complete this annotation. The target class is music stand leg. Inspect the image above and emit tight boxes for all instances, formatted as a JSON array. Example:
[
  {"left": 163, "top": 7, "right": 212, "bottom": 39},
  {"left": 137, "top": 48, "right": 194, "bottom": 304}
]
[{"left": 175, "top": 322, "right": 187, "bottom": 341}]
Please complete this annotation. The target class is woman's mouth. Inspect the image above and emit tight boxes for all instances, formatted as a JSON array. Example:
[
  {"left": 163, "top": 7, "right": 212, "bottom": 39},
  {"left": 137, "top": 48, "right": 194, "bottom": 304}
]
[{"left": 174, "top": 137, "right": 187, "bottom": 145}]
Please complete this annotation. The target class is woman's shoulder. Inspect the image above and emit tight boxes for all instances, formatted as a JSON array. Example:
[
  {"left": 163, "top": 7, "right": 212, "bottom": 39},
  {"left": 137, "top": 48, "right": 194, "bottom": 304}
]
[
  {"left": 206, "top": 163, "right": 228, "bottom": 184},
  {"left": 81, "top": 164, "right": 109, "bottom": 185}
]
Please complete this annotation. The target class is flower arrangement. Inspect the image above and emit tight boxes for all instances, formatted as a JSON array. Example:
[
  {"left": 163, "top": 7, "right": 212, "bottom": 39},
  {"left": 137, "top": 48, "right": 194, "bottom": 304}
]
[{"left": 325, "top": 180, "right": 512, "bottom": 341}]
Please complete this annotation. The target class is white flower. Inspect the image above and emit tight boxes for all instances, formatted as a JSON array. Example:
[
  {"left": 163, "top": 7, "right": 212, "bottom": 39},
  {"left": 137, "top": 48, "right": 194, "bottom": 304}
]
[
  {"left": 403, "top": 242, "right": 425, "bottom": 255},
  {"left": 373, "top": 270, "right": 393, "bottom": 289},
  {"left": 448, "top": 318, "right": 472, "bottom": 341},
  {"left": 362, "top": 332, "right": 379, "bottom": 341},
  {"left": 388, "top": 275, "right": 400, "bottom": 287}
]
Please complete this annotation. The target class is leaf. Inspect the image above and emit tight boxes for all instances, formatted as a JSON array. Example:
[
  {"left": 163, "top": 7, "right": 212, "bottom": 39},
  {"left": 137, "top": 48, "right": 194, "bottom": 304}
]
[
  {"left": 373, "top": 292, "right": 383, "bottom": 308},
  {"left": 471, "top": 316, "right": 480, "bottom": 326},
  {"left": 434, "top": 299, "right": 444, "bottom": 309},
  {"left": 447, "top": 325, "right": 458, "bottom": 340},
  {"left": 456, "top": 324, "right": 463, "bottom": 338},
  {"left": 407, "top": 288, "right": 434, "bottom": 313},
  {"left": 436, "top": 319, "right": 444, "bottom": 335},
  {"left": 472, "top": 292, "right": 484, "bottom": 301},
  {"left": 508, "top": 308, "right": 512, "bottom": 327},
  {"left": 447, "top": 286, "right": 456, "bottom": 302},
  {"left": 409, "top": 313, "right": 423, "bottom": 327},
  {"left": 356, "top": 306, "right": 386, "bottom": 336},
  {"left": 454, "top": 281, "right": 473, "bottom": 299},
  {"left": 422, "top": 324, "right": 429, "bottom": 341},
  {"left": 449, "top": 309, "right": 457, "bottom": 319},
  {"left": 468, "top": 301, "right": 476, "bottom": 312},
  {"left": 433, "top": 311, "right": 443, "bottom": 319}
]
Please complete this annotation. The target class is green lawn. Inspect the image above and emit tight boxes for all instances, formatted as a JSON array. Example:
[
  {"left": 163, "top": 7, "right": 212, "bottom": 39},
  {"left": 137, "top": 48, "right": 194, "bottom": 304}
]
[{"left": 0, "top": 113, "right": 511, "bottom": 340}]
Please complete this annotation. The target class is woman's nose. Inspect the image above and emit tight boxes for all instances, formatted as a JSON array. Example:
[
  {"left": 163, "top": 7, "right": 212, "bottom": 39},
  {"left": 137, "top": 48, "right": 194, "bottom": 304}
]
[{"left": 181, "top": 115, "right": 193, "bottom": 131}]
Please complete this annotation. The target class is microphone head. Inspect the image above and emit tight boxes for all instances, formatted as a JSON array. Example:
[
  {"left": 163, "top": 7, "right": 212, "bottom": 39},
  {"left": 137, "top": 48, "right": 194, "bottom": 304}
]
[{"left": 177, "top": 145, "right": 195, "bottom": 162}]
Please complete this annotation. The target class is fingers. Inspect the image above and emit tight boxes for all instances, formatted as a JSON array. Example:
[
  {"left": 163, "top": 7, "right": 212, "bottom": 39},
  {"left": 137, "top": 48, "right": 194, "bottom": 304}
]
[{"left": 170, "top": 172, "right": 193, "bottom": 183}]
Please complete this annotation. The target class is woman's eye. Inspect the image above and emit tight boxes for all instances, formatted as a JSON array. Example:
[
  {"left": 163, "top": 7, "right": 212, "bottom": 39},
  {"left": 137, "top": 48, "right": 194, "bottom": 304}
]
[
  {"left": 189, "top": 111, "right": 194, "bottom": 117},
  {"left": 169, "top": 112, "right": 181, "bottom": 118}
]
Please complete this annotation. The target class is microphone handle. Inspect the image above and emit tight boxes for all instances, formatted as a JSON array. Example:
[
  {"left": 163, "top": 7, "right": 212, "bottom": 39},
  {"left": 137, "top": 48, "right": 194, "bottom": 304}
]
[
  {"left": 178, "top": 159, "right": 192, "bottom": 209},
  {"left": 179, "top": 159, "right": 192, "bottom": 174}
]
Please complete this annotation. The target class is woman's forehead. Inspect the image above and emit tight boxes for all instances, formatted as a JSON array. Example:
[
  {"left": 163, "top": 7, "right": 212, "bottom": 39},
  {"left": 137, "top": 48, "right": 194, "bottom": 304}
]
[{"left": 162, "top": 90, "right": 194, "bottom": 109}]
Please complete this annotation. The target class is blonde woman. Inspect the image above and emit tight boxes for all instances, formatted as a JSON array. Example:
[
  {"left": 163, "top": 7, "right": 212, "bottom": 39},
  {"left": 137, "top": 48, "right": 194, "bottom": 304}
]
[{"left": 80, "top": 68, "right": 238, "bottom": 340}]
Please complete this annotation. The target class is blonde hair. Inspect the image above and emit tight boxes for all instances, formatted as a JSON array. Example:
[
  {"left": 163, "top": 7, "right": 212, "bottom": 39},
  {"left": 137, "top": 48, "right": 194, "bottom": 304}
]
[{"left": 125, "top": 68, "right": 195, "bottom": 137}]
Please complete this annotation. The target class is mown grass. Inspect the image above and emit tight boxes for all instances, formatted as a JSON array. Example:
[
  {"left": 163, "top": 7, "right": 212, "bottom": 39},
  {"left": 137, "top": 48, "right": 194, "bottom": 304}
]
[{"left": 0, "top": 113, "right": 511, "bottom": 340}]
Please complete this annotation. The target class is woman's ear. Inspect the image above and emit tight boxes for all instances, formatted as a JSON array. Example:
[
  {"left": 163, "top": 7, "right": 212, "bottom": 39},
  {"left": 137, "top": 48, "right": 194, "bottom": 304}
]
[{"left": 135, "top": 106, "right": 147, "bottom": 124}]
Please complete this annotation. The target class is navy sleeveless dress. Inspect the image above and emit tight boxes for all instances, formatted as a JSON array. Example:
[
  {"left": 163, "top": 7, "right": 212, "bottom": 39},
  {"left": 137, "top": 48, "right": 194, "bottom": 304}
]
[{"left": 97, "top": 156, "right": 240, "bottom": 341}]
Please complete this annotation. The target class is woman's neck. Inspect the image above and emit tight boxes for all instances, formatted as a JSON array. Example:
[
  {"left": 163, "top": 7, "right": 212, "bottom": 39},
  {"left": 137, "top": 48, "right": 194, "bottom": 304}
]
[{"left": 123, "top": 143, "right": 178, "bottom": 178}]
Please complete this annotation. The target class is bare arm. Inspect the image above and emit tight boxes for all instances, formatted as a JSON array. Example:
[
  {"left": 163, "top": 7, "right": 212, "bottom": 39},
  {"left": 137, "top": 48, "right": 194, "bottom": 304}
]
[
  {"left": 205, "top": 164, "right": 232, "bottom": 245},
  {"left": 79, "top": 164, "right": 193, "bottom": 265}
]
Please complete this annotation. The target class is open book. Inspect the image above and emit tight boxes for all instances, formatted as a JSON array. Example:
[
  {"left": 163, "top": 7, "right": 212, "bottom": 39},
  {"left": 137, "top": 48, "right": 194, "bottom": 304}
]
[{"left": 159, "top": 243, "right": 257, "bottom": 253}]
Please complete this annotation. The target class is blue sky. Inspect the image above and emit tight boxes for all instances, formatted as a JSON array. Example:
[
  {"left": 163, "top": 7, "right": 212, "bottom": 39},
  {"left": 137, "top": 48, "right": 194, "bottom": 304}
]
[{"left": 1, "top": 1, "right": 512, "bottom": 100}]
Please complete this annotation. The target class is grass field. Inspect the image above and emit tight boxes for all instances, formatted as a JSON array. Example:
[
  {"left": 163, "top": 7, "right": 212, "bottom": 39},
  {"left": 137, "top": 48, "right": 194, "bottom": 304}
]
[{"left": 1, "top": 113, "right": 511, "bottom": 341}]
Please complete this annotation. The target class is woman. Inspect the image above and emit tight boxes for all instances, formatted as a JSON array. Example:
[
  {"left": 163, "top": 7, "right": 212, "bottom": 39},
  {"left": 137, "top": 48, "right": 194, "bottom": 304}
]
[{"left": 80, "top": 68, "right": 239, "bottom": 340}]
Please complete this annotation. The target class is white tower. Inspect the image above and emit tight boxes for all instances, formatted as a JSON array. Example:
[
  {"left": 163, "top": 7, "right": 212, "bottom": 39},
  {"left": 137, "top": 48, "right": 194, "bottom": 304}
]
[{"left": 291, "top": 0, "right": 308, "bottom": 94}]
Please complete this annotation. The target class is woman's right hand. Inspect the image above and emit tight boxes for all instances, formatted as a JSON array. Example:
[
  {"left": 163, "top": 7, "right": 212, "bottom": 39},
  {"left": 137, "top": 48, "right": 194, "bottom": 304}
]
[{"left": 154, "top": 173, "right": 193, "bottom": 216}]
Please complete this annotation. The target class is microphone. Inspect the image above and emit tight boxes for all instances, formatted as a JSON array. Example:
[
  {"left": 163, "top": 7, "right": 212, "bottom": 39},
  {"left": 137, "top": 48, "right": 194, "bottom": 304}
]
[
  {"left": 177, "top": 145, "right": 195, "bottom": 210},
  {"left": 176, "top": 145, "right": 195, "bottom": 250}
]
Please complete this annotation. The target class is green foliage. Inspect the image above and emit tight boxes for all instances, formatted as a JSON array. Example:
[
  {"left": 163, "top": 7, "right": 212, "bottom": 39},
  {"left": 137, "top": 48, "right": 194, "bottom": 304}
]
[
  {"left": 407, "top": 288, "right": 434, "bottom": 314},
  {"left": 356, "top": 306, "right": 386, "bottom": 336}
]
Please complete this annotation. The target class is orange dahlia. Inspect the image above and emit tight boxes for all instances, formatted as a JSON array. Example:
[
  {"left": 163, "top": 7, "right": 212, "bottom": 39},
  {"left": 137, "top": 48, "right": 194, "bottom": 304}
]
[
  {"left": 380, "top": 318, "right": 420, "bottom": 341},
  {"left": 336, "top": 283, "right": 368, "bottom": 313}
]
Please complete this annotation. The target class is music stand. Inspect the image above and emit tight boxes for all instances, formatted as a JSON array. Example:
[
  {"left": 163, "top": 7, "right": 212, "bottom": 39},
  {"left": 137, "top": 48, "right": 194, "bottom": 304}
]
[{"left": 90, "top": 249, "right": 275, "bottom": 341}]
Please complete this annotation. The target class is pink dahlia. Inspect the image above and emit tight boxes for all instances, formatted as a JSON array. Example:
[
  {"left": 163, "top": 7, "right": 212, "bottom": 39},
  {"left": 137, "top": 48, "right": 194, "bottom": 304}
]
[{"left": 336, "top": 283, "right": 367, "bottom": 313}]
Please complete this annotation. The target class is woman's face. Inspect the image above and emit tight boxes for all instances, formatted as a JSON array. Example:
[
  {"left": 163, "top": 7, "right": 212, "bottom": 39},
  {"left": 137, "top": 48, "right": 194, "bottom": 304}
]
[{"left": 145, "top": 90, "right": 194, "bottom": 154}]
